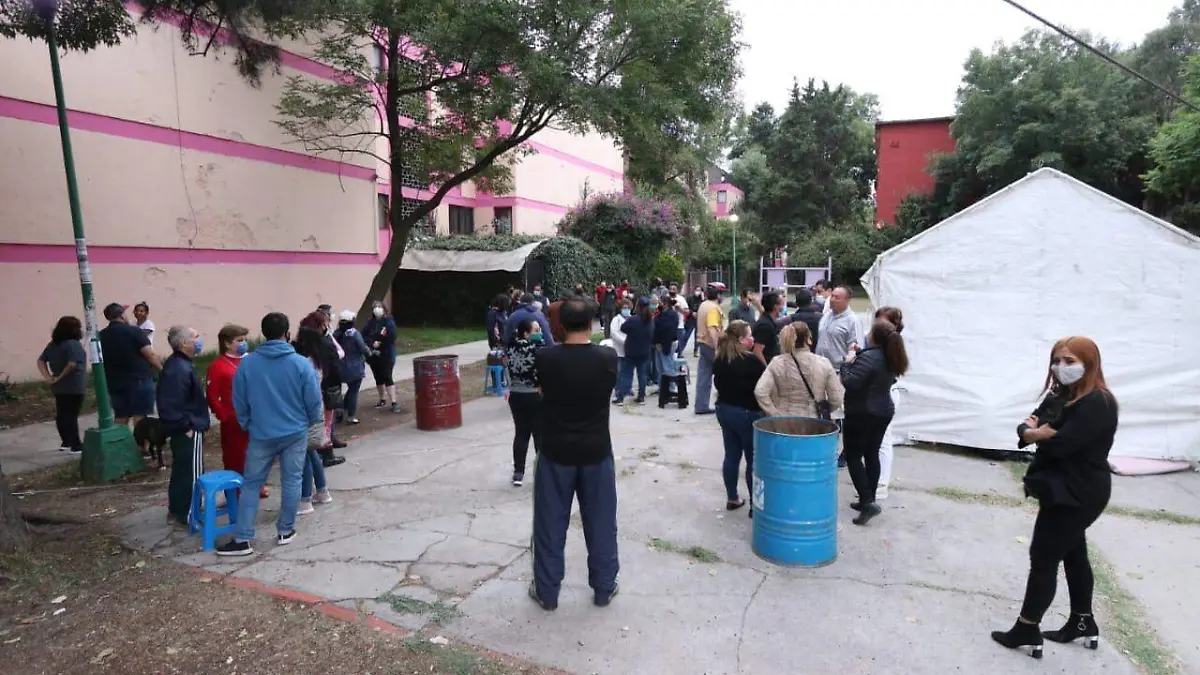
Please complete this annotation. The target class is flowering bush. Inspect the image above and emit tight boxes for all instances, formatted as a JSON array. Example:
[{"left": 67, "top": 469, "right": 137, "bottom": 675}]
[{"left": 557, "top": 192, "right": 684, "bottom": 279}]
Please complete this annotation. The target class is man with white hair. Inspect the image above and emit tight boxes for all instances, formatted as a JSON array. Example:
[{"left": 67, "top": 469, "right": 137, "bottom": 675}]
[{"left": 157, "top": 324, "right": 211, "bottom": 527}]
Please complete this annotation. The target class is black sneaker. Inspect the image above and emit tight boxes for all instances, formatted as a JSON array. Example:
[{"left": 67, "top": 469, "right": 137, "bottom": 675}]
[
  {"left": 528, "top": 583, "right": 557, "bottom": 611},
  {"left": 216, "top": 540, "right": 254, "bottom": 557},
  {"left": 512, "top": 472, "right": 524, "bottom": 487},
  {"left": 331, "top": 438, "right": 347, "bottom": 449},
  {"left": 837, "top": 454, "right": 847, "bottom": 468},
  {"left": 277, "top": 530, "right": 297, "bottom": 546},
  {"left": 375, "top": 400, "right": 387, "bottom": 408},
  {"left": 594, "top": 583, "right": 619, "bottom": 608}
]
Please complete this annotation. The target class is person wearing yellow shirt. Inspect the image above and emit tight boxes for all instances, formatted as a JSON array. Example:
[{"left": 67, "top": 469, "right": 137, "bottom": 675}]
[{"left": 694, "top": 284, "right": 726, "bottom": 414}]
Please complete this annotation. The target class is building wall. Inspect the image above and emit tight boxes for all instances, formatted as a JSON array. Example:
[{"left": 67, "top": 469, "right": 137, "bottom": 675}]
[
  {"left": 707, "top": 183, "right": 744, "bottom": 219},
  {"left": 0, "top": 11, "right": 622, "bottom": 379},
  {"left": 874, "top": 118, "right": 955, "bottom": 226}
]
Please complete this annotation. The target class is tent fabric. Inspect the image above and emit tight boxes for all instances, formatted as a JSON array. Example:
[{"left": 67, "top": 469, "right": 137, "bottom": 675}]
[
  {"left": 399, "top": 240, "right": 546, "bottom": 273},
  {"left": 861, "top": 168, "right": 1200, "bottom": 461}
]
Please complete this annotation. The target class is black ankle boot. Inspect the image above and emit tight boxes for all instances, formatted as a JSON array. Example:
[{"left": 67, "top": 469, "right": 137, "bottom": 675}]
[
  {"left": 1043, "top": 613, "right": 1099, "bottom": 649},
  {"left": 991, "top": 620, "right": 1044, "bottom": 659},
  {"left": 318, "top": 447, "right": 346, "bottom": 468}
]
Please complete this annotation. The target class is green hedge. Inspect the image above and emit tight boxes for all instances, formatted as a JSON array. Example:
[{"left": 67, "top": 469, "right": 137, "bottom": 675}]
[
  {"left": 528, "top": 236, "right": 607, "bottom": 300},
  {"left": 413, "top": 234, "right": 544, "bottom": 251}
]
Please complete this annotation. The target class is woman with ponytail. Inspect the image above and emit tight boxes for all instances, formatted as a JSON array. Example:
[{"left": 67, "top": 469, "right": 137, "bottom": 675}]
[
  {"left": 711, "top": 320, "right": 765, "bottom": 513},
  {"left": 873, "top": 307, "right": 903, "bottom": 500},
  {"left": 839, "top": 319, "right": 908, "bottom": 526}
]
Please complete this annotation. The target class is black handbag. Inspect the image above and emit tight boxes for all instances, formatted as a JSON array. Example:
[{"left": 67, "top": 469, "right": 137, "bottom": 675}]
[
  {"left": 790, "top": 353, "right": 832, "bottom": 420},
  {"left": 322, "top": 385, "right": 344, "bottom": 410}
]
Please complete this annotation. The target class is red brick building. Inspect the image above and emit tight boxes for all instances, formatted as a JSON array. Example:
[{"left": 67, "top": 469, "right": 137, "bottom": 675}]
[{"left": 874, "top": 116, "right": 955, "bottom": 226}]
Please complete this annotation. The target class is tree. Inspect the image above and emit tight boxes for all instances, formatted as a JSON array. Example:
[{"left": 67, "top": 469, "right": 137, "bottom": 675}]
[
  {"left": 221, "top": 0, "right": 741, "bottom": 322},
  {"left": 728, "top": 101, "right": 775, "bottom": 159},
  {"left": 1131, "top": 0, "right": 1200, "bottom": 121},
  {"left": 1144, "top": 55, "right": 1200, "bottom": 232},
  {"left": 0, "top": 0, "right": 134, "bottom": 50},
  {"left": 738, "top": 79, "right": 877, "bottom": 250}
]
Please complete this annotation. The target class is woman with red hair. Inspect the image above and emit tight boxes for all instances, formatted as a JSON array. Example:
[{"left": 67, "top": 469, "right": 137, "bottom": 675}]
[{"left": 992, "top": 336, "right": 1118, "bottom": 659}]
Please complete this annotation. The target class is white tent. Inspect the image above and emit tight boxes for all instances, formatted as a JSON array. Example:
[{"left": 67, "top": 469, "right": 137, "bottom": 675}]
[{"left": 861, "top": 168, "right": 1200, "bottom": 460}]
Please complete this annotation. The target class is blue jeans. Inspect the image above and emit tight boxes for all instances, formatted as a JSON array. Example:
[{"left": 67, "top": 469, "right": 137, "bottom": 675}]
[
  {"left": 655, "top": 345, "right": 679, "bottom": 391},
  {"left": 694, "top": 344, "right": 716, "bottom": 413},
  {"left": 301, "top": 449, "right": 327, "bottom": 500},
  {"left": 716, "top": 403, "right": 762, "bottom": 502},
  {"left": 343, "top": 377, "right": 363, "bottom": 418},
  {"left": 235, "top": 431, "right": 306, "bottom": 542},
  {"left": 615, "top": 356, "right": 650, "bottom": 402}
]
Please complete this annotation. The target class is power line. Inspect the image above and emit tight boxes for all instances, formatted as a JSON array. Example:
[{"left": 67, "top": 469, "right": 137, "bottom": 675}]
[{"left": 997, "top": 0, "right": 1200, "bottom": 114}]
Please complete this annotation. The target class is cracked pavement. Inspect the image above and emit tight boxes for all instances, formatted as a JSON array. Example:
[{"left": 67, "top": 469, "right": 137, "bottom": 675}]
[{"left": 121, "top": 392, "right": 1200, "bottom": 674}]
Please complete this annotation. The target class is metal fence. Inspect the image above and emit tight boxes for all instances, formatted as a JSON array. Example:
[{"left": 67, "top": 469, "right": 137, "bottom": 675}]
[{"left": 684, "top": 266, "right": 728, "bottom": 294}]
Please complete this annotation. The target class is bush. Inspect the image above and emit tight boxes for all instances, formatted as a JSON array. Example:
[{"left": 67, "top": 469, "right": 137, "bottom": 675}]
[
  {"left": 789, "top": 221, "right": 884, "bottom": 286},
  {"left": 528, "top": 236, "right": 607, "bottom": 300},
  {"left": 649, "top": 251, "right": 685, "bottom": 285},
  {"left": 413, "top": 234, "right": 545, "bottom": 251},
  {"left": 557, "top": 192, "right": 683, "bottom": 280}
]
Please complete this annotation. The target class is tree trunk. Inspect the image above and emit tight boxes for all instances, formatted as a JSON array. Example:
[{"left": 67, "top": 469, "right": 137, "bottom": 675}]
[{"left": 0, "top": 468, "right": 31, "bottom": 553}]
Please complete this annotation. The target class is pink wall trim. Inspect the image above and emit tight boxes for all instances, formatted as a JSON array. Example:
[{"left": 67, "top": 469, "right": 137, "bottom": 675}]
[
  {"left": 0, "top": 96, "right": 377, "bottom": 181},
  {"left": 525, "top": 141, "right": 623, "bottom": 180},
  {"left": 709, "top": 182, "right": 744, "bottom": 196},
  {"left": 477, "top": 195, "right": 569, "bottom": 215},
  {"left": 0, "top": 243, "right": 378, "bottom": 265}
]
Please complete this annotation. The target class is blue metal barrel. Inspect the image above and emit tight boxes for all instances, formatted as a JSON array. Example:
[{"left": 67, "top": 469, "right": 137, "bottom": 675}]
[{"left": 752, "top": 416, "right": 840, "bottom": 567}]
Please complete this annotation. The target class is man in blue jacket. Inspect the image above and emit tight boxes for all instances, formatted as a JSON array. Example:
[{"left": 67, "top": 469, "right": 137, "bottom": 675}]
[
  {"left": 217, "top": 312, "right": 323, "bottom": 557},
  {"left": 504, "top": 293, "right": 555, "bottom": 347},
  {"left": 158, "top": 325, "right": 212, "bottom": 527}
]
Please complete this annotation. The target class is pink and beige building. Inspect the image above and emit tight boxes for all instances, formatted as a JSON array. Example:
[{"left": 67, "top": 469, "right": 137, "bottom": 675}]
[
  {"left": 0, "top": 8, "right": 623, "bottom": 379},
  {"left": 706, "top": 166, "right": 742, "bottom": 219}
]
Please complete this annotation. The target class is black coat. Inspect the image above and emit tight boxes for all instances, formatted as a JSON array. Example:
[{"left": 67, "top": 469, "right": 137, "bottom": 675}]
[
  {"left": 789, "top": 305, "right": 822, "bottom": 353},
  {"left": 839, "top": 346, "right": 895, "bottom": 418},
  {"left": 1020, "top": 390, "right": 1118, "bottom": 509}
]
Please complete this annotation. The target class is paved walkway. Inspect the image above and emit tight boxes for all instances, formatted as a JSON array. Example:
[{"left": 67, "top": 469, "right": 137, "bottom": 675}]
[
  {"left": 0, "top": 340, "right": 494, "bottom": 476},
  {"left": 121, "top": 387, "right": 1200, "bottom": 674}
]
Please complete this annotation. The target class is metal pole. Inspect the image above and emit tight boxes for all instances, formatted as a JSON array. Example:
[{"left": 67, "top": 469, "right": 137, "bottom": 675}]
[
  {"left": 45, "top": 26, "right": 115, "bottom": 430},
  {"left": 731, "top": 223, "right": 737, "bottom": 300}
]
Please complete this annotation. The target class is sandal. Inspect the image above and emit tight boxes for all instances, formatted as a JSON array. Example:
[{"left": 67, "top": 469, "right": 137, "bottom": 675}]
[{"left": 726, "top": 499, "right": 746, "bottom": 511}]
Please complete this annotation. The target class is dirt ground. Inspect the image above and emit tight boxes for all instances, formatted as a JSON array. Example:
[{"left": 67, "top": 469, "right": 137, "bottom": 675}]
[{"left": 1, "top": 362, "right": 543, "bottom": 675}]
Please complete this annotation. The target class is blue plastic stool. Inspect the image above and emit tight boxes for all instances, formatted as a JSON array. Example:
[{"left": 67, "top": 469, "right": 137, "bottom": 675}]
[
  {"left": 484, "top": 365, "right": 508, "bottom": 397},
  {"left": 189, "top": 470, "right": 244, "bottom": 551}
]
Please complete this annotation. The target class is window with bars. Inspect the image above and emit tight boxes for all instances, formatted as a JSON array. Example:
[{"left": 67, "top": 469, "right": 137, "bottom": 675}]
[
  {"left": 395, "top": 58, "right": 429, "bottom": 124},
  {"left": 449, "top": 206, "right": 475, "bottom": 235},
  {"left": 378, "top": 194, "right": 389, "bottom": 230},
  {"left": 493, "top": 207, "right": 513, "bottom": 234}
]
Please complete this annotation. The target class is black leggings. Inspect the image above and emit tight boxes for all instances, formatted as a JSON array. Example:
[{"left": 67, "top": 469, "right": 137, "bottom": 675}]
[
  {"left": 1020, "top": 504, "right": 1104, "bottom": 622},
  {"left": 842, "top": 412, "right": 892, "bottom": 504},
  {"left": 508, "top": 392, "right": 540, "bottom": 473},
  {"left": 54, "top": 393, "right": 85, "bottom": 450}
]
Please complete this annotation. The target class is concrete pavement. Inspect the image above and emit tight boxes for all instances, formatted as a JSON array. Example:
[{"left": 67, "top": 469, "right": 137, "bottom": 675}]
[
  {"left": 121, "top": 377, "right": 1200, "bottom": 675},
  {"left": 0, "top": 340, "right": 494, "bottom": 476}
]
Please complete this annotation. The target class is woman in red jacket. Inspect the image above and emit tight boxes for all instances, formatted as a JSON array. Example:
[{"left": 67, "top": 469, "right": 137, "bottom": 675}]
[{"left": 206, "top": 324, "right": 267, "bottom": 498}]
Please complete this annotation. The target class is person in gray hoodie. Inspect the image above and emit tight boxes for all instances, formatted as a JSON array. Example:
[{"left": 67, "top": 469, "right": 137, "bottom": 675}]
[{"left": 217, "top": 312, "right": 322, "bottom": 557}]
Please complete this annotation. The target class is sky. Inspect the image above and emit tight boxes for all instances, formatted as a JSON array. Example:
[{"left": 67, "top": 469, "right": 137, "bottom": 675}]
[{"left": 728, "top": 0, "right": 1183, "bottom": 121}]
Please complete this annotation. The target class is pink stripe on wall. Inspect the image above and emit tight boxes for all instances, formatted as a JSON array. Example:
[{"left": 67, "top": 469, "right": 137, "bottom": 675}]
[
  {"left": 525, "top": 141, "right": 623, "bottom": 180},
  {"left": 477, "top": 195, "right": 569, "bottom": 215},
  {"left": 0, "top": 243, "right": 378, "bottom": 265},
  {"left": 0, "top": 96, "right": 377, "bottom": 181}
]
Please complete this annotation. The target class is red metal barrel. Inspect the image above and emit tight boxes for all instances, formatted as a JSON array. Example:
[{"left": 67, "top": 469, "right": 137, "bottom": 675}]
[{"left": 413, "top": 355, "right": 462, "bottom": 431}]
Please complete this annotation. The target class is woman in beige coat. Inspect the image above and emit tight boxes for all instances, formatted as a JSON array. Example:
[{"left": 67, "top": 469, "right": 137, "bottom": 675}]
[{"left": 755, "top": 322, "right": 845, "bottom": 418}]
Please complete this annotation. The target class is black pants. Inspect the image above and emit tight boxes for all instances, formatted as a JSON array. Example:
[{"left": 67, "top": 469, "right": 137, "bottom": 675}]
[
  {"left": 842, "top": 412, "right": 892, "bottom": 504},
  {"left": 532, "top": 455, "right": 619, "bottom": 605},
  {"left": 507, "top": 391, "right": 540, "bottom": 473},
  {"left": 54, "top": 393, "right": 85, "bottom": 450},
  {"left": 168, "top": 431, "right": 204, "bottom": 525},
  {"left": 1020, "top": 504, "right": 1104, "bottom": 622},
  {"left": 600, "top": 310, "right": 615, "bottom": 337}
]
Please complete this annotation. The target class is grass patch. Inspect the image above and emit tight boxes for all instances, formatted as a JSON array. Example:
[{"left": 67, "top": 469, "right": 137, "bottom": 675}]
[
  {"left": 395, "top": 326, "right": 485, "bottom": 355},
  {"left": 647, "top": 538, "right": 721, "bottom": 564},
  {"left": 1003, "top": 461, "right": 1028, "bottom": 484},
  {"left": 927, "top": 486, "right": 1027, "bottom": 509},
  {"left": 1091, "top": 548, "right": 1183, "bottom": 675},
  {"left": 1107, "top": 505, "right": 1200, "bottom": 527},
  {"left": 377, "top": 592, "right": 460, "bottom": 626}
]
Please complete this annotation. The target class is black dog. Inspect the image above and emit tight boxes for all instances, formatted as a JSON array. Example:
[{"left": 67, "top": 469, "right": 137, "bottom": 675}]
[{"left": 133, "top": 417, "right": 169, "bottom": 470}]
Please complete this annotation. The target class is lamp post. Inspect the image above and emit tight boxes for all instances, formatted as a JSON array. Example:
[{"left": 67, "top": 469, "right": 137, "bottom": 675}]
[
  {"left": 34, "top": 0, "right": 142, "bottom": 482},
  {"left": 728, "top": 213, "right": 739, "bottom": 300}
]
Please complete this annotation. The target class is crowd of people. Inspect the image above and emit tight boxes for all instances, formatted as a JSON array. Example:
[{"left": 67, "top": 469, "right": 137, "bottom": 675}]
[{"left": 32, "top": 276, "right": 1120, "bottom": 659}]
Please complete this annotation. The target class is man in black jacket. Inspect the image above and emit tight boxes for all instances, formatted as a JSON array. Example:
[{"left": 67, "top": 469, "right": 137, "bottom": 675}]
[
  {"left": 790, "top": 289, "right": 822, "bottom": 352},
  {"left": 158, "top": 325, "right": 212, "bottom": 527}
]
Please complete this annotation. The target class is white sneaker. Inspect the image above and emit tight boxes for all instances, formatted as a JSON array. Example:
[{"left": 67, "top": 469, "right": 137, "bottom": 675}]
[
  {"left": 877, "top": 486, "right": 889, "bottom": 501},
  {"left": 297, "top": 499, "right": 315, "bottom": 515},
  {"left": 313, "top": 489, "right": 333, "bottom": 505}
]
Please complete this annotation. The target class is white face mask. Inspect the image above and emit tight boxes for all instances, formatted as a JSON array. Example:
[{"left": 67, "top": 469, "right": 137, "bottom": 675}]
[
  {"left": 1054, "top": 363, "right": 1085, "bottom": 386},
  {"left": 372, "top": 307, "right": 384, "bottom": 318}
]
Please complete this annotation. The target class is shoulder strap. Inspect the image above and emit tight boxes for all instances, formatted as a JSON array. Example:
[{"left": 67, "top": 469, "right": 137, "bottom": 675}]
[{"left": 789, "top": 352, "right": 821, "bottom": 402}]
